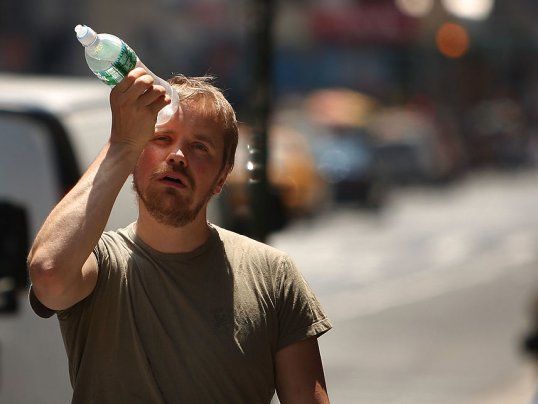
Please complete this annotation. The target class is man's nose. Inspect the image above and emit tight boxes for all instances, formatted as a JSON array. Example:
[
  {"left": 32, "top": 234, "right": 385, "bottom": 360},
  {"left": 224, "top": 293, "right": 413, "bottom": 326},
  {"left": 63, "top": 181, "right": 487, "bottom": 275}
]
[{"left": 166, "top": 147, "right": 188, "bottom": 167}]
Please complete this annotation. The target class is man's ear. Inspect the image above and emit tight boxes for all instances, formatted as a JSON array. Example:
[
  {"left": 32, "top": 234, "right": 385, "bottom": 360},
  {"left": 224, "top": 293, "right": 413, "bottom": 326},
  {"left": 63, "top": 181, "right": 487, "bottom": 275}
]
[
  {"left": 213, "top": 165, "right": 232, "bottom": 195},
  {"left": 213, "top": 178, "right": 226, "bottom": 195},
  {"left": 213, "top": 166, "right": 231, "bottom": 195}
]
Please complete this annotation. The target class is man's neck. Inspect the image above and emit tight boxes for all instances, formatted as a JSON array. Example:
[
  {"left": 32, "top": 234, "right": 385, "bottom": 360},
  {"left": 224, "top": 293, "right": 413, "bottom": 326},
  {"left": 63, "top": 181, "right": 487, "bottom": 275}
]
[{"left": 134, "top": 208, "right": 212, "bottom": 254}]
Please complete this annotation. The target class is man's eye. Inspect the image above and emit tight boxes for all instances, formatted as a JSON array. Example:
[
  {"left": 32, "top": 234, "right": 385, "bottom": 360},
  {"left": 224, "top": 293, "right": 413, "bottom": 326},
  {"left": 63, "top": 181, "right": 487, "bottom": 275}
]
[
  {"left": 154, "top": 136, "right": 170, "bottom": 142},
  {"left": 193, "top": 143, "right": 208, "bottom": 152}
]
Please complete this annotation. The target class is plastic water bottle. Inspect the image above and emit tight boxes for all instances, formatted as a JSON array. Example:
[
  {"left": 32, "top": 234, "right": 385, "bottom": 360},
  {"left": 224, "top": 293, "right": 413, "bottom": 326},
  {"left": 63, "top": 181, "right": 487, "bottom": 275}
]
[{"left": 75, "top": 24, "right": 178, "bottom": 125}]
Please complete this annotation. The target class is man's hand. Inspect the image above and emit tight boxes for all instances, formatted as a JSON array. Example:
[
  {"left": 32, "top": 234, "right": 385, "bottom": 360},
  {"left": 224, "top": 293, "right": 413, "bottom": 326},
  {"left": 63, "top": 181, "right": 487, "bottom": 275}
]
[{"left": 109, "top": 67, "right": 171, "bottom": 150}]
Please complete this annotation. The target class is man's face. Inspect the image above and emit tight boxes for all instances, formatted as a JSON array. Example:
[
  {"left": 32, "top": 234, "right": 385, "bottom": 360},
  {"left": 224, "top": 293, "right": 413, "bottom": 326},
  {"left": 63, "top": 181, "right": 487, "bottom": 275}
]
[{"left": 132, "top": 104, "right": 228, "bottom": 227}]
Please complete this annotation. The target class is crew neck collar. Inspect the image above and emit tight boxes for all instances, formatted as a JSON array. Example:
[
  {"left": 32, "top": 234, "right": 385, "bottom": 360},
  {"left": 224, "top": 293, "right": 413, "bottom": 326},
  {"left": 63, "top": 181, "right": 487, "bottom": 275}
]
[{"left": 125, "top": 222, "right": 219, "bottom": 262}]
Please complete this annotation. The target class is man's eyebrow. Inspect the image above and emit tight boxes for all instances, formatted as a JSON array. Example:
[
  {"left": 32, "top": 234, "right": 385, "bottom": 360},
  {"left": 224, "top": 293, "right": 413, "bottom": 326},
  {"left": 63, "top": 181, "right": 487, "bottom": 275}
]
[
  {"left": 154, "top": 129, "right": 174, "bottom": 135},
  {"left": 193, "top": 133, "right": 216, "bottom": 148}
]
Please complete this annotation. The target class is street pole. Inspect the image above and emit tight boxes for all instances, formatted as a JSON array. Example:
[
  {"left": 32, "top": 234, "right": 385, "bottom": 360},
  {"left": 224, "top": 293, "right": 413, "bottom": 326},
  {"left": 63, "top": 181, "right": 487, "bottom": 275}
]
[{"left": 246, "top": 0, "right": 274, "bottom": 242}]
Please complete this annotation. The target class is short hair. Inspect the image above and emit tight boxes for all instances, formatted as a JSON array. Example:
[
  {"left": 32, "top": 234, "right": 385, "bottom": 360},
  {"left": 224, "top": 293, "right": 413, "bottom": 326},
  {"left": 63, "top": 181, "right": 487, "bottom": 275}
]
[{"left": 169, "top": 75, "right": 238, "bottom": 172}]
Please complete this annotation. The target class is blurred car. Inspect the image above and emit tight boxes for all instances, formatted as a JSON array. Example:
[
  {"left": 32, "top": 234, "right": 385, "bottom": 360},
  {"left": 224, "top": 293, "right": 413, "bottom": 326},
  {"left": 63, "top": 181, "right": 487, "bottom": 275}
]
[
  {"left": 365, "top": 106, "right": 463, "bottom": 184},
  {"left": 304, "top": 88, "right": 386, "bottom": 207},
  {"left": 304, "top": 124, "right": 383, "bottom": 206},
  {"left": 269, "top": 125, "right": 328, "bottom": 215},
  {"left": 226, "top": 123, "right": 327, "bottom": 232}
]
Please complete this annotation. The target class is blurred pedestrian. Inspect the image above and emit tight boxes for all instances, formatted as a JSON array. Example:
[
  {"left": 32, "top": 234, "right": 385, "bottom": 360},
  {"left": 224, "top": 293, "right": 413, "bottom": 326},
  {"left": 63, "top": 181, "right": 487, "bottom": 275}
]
[{"left": 27, "top": 68, "right": 332, "bottom": 403}]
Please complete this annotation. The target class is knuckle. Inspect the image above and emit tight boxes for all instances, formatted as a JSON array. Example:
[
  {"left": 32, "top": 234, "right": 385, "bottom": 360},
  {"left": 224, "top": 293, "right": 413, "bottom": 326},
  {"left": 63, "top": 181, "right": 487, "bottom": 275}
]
[
  {"left": 144, "top": 75, "right": 155, "bottom": 85},
  {"left": 155, "top": 85, "right": 166, "bottom": 94},
  {"left": 132, "top": 67, "right": 146, "bottom": 75},
  {"left": 135, "top": 76, "right": 153, "bottom": 88},
  {"left": 127, "top": 68, "right": 144, "bottom": 80}
]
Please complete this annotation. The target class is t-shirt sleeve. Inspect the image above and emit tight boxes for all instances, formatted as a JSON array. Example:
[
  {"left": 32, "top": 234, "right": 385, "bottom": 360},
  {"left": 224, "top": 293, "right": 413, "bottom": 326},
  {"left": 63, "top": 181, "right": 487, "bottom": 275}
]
[
  {"left": 275, "top": 255, "right": 332, "bottom": 351},
  {"left": 28, "top": 237, "right": 110, "bottom": 319},
  {"left": 56, "top": 238, "right": 111, "bottom": 321},
  {"left": 28, "top": 285, "right": 56, "bottom": 318}
]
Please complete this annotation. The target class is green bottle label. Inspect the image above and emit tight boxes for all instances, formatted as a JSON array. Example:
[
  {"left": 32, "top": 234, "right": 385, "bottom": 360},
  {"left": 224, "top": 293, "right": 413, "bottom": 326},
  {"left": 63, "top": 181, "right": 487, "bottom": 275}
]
[
  {"left": 113, "top": 42, "right": 137, "bottom": 76},
  {"left": 94, "top": 42, "right": 138, "bottom": 86}
]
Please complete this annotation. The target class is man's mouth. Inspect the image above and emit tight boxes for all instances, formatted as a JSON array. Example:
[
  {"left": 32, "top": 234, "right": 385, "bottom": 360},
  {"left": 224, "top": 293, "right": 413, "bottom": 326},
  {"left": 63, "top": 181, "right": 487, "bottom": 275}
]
[{"left": 160, "top": 175, "right": 187, "bottom": 188}]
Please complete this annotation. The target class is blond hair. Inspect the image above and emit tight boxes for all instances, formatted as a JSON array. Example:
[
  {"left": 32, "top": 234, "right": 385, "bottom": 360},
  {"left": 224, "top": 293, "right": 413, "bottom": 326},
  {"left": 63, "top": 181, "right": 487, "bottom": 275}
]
[{"left": 169, "top": 75, "right": 238, "bottom": 171}]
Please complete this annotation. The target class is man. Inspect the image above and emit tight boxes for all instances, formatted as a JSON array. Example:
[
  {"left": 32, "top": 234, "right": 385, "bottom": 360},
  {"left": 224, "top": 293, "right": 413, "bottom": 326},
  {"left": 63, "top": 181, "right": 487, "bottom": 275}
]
[{"left": 28, "top": 68, "right": 332, "bottom": 403}]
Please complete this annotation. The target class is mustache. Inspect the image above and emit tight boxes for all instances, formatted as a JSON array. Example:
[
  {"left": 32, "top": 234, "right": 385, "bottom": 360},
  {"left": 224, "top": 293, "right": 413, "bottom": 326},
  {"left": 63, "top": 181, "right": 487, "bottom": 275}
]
[{"left": 151, "top": 165, "right": 195, "bottom": 189}]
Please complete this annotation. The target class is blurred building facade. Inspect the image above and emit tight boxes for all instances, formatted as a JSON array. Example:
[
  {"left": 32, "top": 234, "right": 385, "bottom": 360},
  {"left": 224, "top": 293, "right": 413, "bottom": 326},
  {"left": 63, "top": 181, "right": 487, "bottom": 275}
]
[{"left": 3, "top": 0, "right": 538, "bottom": 171}]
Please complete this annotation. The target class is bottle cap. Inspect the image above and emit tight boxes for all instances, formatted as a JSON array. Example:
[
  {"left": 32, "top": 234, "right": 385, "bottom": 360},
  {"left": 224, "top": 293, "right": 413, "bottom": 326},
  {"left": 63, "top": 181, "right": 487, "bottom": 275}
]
[{"left": 75, "top": 24, "right": 98, "bottom": 47}]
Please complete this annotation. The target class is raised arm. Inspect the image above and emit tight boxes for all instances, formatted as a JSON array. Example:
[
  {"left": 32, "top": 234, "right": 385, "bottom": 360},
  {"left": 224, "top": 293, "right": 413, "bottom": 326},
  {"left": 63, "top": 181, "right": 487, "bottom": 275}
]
[
  {"left": 275, "top": 337, "right": 330, "bottom": 404},
  {"left": 27, "top": 67, "right": 170, "bottom": 311}
]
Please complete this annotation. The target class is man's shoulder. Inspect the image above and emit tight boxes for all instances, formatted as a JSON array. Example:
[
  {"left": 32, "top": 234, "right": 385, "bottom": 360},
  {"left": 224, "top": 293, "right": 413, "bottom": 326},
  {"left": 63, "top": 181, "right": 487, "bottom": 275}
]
[
  {"left": 100, "top": 223, "right": 135, "bottom": 244},
  {"left": 211, "top": 224, "right": 282, "bottom": 253},
  {"left": 211, "top": 224, "right": 289, "bottom": 264},
  {"left": 94, "top": 223, "right": 136, "bottom": 260}
]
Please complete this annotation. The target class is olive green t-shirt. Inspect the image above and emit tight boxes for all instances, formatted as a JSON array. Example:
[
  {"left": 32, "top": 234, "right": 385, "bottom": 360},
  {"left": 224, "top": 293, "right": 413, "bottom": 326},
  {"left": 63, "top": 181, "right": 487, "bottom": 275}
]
[{"left": 30, "top": 224, "right": 332, "bottom": 403}]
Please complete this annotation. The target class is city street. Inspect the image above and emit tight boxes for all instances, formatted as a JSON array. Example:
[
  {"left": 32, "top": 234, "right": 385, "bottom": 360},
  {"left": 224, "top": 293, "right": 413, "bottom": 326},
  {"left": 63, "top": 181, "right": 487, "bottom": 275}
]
[
  {"left": 270, "top": 169, "right": 538, "bottom": 403},
  {"left": 3, "top": 2, "right": 538, "bottom": 403}
]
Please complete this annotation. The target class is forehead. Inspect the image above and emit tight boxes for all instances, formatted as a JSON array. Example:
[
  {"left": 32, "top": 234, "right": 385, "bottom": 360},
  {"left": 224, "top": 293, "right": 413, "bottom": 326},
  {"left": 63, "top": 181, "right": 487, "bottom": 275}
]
[{"left": 163, "top": 103, "right": 225, "bottom": 148}]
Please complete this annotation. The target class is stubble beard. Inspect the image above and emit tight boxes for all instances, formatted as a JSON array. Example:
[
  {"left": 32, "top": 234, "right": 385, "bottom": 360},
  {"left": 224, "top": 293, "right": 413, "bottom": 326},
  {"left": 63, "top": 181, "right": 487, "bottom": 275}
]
[{"left": 132, "top": 171, "right": 216, "bottom": 228}]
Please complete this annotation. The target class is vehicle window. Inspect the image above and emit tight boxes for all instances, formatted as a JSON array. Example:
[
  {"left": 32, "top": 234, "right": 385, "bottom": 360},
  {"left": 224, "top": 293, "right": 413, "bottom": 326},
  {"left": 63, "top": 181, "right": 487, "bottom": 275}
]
[
  {"left": 63, "top": 108, "right": 139, "bottom": 230},
  {"left": 62, "top": 107, "right": 112, "bottom": 169},
  {"left": 0, "top": 115, "right": 61, "bottom": 237}
]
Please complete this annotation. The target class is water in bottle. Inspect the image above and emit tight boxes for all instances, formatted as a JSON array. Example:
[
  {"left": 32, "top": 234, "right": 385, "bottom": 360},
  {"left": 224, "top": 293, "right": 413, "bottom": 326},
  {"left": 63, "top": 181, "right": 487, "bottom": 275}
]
[{"left": 75, "top": 24, "right": 178, "bottom": 125}]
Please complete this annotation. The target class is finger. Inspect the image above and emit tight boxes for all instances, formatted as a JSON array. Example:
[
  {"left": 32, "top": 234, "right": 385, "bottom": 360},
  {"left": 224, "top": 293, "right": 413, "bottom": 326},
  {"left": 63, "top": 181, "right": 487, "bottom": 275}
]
[
  {"left": 123, "top": 74, "right": 155, "bottom": 103},
  {"left": 114, "top": 67, "right": 148, "bottom": 93},
  {"left": 148, "top": 95, "right": 171, "bottom": 115},
  {"left": 138, "top": 85, "right": 167, "bottom": 106}
]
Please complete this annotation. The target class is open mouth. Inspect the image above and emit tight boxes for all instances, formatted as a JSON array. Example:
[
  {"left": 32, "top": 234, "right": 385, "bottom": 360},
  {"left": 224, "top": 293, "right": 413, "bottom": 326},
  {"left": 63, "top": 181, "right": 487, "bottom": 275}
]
[{"left": 160, "top": 176, "right": 186, "bottom": 188}]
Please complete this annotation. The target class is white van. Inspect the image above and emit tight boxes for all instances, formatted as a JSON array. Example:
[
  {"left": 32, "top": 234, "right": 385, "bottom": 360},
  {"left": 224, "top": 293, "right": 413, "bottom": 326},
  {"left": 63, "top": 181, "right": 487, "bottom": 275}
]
[{"left": 0, "top": 74, "right": 226, "bottom": 403}]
